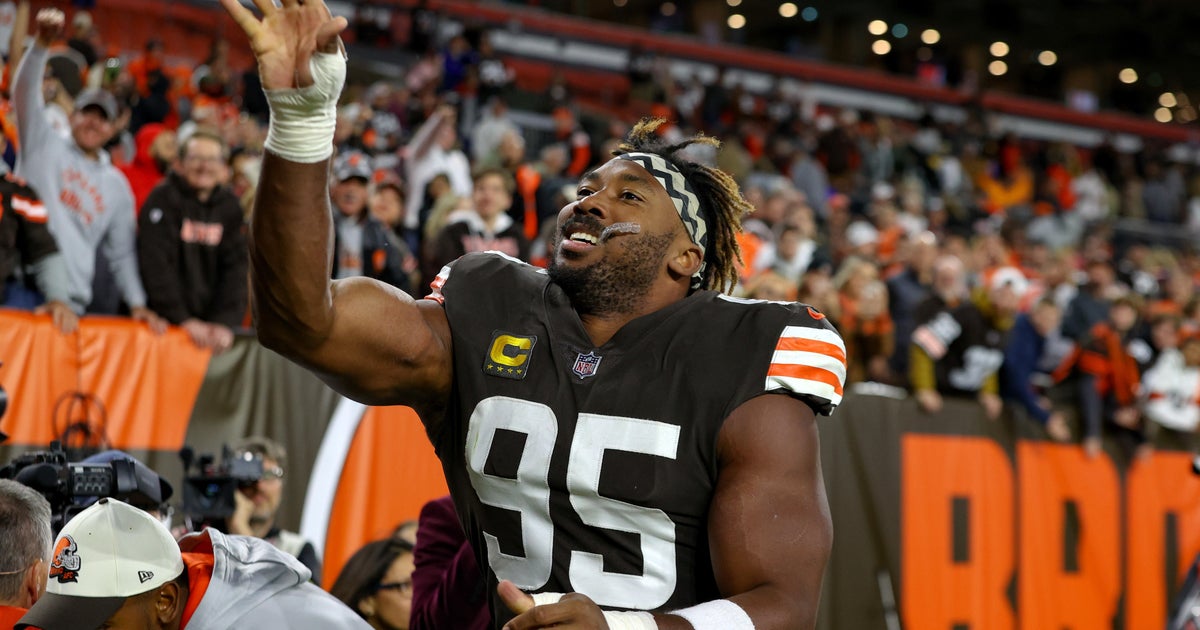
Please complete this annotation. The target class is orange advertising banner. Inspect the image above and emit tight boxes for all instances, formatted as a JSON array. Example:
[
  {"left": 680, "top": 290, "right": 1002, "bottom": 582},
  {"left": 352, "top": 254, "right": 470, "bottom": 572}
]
[{"left": 0, "top": 308, "right": 210, "bottom": 450}]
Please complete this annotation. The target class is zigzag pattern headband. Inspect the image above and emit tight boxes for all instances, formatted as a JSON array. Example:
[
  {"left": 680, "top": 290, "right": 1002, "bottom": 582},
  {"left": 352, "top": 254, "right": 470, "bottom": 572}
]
[{"left": 617, "top": 152, "right": 708, "bottom": 289}]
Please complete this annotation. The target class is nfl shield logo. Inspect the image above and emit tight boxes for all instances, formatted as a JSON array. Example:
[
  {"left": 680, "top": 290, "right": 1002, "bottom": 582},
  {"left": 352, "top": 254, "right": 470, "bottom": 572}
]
[{"left": 572, "top": 351, "right": 602, "bottom": 379}]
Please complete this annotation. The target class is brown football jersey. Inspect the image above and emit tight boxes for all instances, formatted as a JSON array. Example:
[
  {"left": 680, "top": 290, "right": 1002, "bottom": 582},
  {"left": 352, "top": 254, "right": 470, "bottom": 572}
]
[{"left": 425, "top": 252, "right": 845, "bottom": 627}]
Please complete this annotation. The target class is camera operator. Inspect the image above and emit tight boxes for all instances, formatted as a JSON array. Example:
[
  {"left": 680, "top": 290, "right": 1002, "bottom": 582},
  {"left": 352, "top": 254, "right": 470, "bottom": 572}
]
[
  {"left": 0, "top": 480, "right": 52, "bottom": 629},
  {"left": 0, "top": 443, "right": 165, "bottom": 537},
  {"left": 74, "top": 450, "right": 173, "bottom": 525},
  {"left": 15, "top": 498, "right": 370, "bottom": 630},
  {"left": 227, "top": 437, "right": 321, "bottom": 582}
]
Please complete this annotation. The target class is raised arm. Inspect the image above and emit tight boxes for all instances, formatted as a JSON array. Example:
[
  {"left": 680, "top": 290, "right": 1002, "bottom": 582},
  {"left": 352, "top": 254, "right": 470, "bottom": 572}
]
[
  {"left": 220, "top": 0, "right": 452, "bottom": 413},
  {"left": 12, "top": 8, "right": 57, "bottom": 154}
]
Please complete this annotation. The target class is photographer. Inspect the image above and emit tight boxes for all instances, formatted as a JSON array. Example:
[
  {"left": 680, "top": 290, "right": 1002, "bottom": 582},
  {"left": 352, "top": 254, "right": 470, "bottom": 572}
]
[
  {"left": 227, "top": 437, "right": 321, "bottom": 582},
  {"left": 0, "top": 480, "right": 52, "bottom": 629}
]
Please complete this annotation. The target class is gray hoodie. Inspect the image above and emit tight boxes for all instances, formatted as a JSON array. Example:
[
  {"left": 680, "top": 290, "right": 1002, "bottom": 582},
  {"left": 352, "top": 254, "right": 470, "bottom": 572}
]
[
  {"left": 181, "top": 528, "right": 371, "bottom": 630},
  {"left": 13, "top": 44, "right": 146, "bottom": 313}
]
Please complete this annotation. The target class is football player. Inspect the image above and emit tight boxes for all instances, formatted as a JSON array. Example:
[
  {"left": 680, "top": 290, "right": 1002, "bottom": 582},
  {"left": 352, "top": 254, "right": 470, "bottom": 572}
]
[{"left": 220, "top": 1, "right": 847, "bottom": 628}]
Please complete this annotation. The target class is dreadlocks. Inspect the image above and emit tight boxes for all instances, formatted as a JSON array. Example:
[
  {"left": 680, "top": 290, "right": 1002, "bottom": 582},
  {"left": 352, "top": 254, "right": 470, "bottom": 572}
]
[{"left": 614, "top": 118, "right": 749, "bottom": 294}]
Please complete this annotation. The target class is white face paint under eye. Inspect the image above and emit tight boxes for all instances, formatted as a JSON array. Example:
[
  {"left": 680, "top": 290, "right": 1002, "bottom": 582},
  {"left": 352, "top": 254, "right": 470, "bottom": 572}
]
[{"left": 599, "top": 222, "right": 642, "bottom": 242}]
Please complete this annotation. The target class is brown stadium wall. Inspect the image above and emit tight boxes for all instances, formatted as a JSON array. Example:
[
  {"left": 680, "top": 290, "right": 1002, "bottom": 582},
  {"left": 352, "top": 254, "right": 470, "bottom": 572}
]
[{"left": 2, "top": 310, "right": 1197, "bottom": 626}]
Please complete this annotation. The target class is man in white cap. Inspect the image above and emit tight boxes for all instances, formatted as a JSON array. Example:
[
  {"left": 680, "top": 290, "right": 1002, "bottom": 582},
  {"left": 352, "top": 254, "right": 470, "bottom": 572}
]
[{"left": 16, "top": 498, "right": 368, "bottom": 630}]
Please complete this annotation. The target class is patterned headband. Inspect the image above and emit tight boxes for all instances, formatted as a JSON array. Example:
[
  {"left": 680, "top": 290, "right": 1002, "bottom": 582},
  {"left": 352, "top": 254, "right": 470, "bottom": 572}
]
[{"left": 617, "top": 152, "right": 708, "bottom": 289}]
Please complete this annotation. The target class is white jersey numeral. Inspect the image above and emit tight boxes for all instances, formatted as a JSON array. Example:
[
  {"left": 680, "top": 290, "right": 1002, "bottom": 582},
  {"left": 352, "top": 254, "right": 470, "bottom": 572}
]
[
  {"left": 466, "top": 397, "right": 557, "bottom": 589},
  {"left": 465, "top": 397, "right": 681, "bottom": 609}
]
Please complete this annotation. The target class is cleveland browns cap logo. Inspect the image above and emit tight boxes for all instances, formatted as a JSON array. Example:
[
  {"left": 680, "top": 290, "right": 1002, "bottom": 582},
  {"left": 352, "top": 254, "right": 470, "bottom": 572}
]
[{"left": 49, "top": 535, "right": 81, "bottom": 584}]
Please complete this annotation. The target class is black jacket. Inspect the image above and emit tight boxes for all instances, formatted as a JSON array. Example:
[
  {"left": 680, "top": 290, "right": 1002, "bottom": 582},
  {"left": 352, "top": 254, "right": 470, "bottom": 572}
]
[
  {"left": 0, "top": 173, "right": 57, "bottom": 282},
  {"left": 137, "top": 172, "right": 248, "bottom": 327}
]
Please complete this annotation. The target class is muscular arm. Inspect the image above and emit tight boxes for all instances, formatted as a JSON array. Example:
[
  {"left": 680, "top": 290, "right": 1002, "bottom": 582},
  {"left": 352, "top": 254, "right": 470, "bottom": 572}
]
[
  {"left": 250, "top": 153, "right": 453, "bottom": 413},
  {"left": 222, "top": 0, "right": 454, "bottom": 415},
  {"left": 696, "top": 394, "right": 832, "bottom": 630}
]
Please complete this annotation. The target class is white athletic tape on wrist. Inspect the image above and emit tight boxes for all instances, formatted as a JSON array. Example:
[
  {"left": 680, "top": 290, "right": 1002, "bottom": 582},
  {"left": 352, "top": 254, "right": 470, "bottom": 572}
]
[
  {"left": 602, "top": 610, "right": 657, "bottom": 629},
  {"left": 669, "top": 599, "right": 755, "bottom": 629},
  {"left": 263, "top": 50, "right": 346, "bottom": 163},
  {"left": 530, "top": 592, "right": 564, "bottom": 607}
]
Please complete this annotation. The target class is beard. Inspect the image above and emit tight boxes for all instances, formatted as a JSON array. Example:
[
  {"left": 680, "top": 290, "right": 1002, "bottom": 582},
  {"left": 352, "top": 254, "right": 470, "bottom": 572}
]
[{"left": 548, "top": 222, "right": 675, "bottom": 317}]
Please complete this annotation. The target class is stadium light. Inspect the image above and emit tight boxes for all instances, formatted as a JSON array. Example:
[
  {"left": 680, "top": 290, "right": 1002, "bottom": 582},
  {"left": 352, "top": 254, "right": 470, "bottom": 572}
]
[
  {"left": 1119, "top": 68, "right": 1138, "bottom": 84},
  {"left": 920, "top": 28, "right": 940, "bottom": 45},
  {"left": 801, "top": 6, "right": 818, "bottom": 21},
  {"left": 892, "top": 23, "right": 908, "bottom": 38},
  {"left": 868, "top": 20, "right": 887, "bottom": 36},
  {"left": 872, "top": 39, "right": 892, "bottom": 55},
  {"left": 1038, "top": 50, "right": 1057, "bottom": 66},
  {"left": 1155, "top": 107, "right": 1172, "bottom": 123},
  {"left": 990, "top": 41, "right": 1009, "bottom": 57},
  {"left": 779, "top": 3, "right": 798, "bottom": 18},
  {"left": 726, "top": 0, "right": 741, "bottom": 6},
  {"left": 728, "top": 13, "right": 746, "bottom": 29},
  {"left": 988, "top": 60, "right": 1008, "bottom": 76},
  {"left": 1160, "top": 92, "right": 1177, "bottom": 108}
]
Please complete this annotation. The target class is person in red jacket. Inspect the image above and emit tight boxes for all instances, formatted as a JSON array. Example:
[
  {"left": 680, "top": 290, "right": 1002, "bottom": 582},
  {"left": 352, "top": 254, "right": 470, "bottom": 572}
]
[
  {"left": 410, "top": 496, "right": 490, "bottom": 630},
  {"left": 118, "top": 123, "right": 176, "bottom": 213},
  {"left": 1053, "top": 293, "right": 1143, "bottom": 457}
]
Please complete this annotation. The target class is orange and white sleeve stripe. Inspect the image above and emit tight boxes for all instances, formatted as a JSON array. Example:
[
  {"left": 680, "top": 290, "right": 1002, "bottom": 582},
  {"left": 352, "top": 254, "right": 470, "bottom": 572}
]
[
  {"left": 765, "top": 325, "right": 848, "bottom": 407},
  {"left": 424, "top": 264, "right": 452, "bottom": 304},
  {"left": 12, "top": 194, "right": 47, "bottom": 223}
]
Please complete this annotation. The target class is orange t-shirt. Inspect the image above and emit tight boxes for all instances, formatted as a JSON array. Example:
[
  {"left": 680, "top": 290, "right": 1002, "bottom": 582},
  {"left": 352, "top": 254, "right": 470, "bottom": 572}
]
[
  {"left": 180, "top": 551, "right": 216, "bottom": 628},
  {"left": 0, "top": 604, "right": 27, "bottom": 630}
]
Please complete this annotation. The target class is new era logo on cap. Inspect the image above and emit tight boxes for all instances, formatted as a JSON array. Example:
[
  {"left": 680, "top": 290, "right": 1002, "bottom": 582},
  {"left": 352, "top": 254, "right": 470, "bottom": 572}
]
[{"left": 138, "top": 570, "right": 154, "bottom": 583}]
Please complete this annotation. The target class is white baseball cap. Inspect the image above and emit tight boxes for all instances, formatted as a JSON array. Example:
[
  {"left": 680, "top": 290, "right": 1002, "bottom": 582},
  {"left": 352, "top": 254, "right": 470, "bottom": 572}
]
[
  {"left": 17, "top": 498, "right": 185, "bottom": 630},
  {"left": 988, "top": 266, "right": 1029, "bottom": 298}
]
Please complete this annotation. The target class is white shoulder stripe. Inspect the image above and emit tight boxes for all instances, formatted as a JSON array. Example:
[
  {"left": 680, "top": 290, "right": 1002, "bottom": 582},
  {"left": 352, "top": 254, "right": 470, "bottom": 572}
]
[
  {"left": 778, "top": 325, "right": 845, "bottom": 349},
  {"left": 765, "top": 375, "right": 843, "bottom": 407},
  {"left": 771, "top": 350, "right": 847, "bottom": 381}
]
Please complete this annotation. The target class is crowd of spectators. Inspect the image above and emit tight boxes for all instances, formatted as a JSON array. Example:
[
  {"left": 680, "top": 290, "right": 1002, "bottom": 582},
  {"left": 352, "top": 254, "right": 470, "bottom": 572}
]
[{"left": 3, "top": 1, "right": 1200, "bottom": 464}]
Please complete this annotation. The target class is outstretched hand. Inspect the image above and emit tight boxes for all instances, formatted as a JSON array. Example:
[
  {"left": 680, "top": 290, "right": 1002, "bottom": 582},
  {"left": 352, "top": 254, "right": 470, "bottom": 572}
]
[
  {"left": 219, "top": 0, "right": 347, "bottom": 91},
  {"left": 498, "top": 581, "right": 610, "bottom": 630}
]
